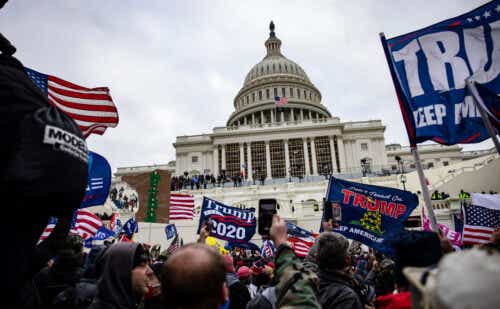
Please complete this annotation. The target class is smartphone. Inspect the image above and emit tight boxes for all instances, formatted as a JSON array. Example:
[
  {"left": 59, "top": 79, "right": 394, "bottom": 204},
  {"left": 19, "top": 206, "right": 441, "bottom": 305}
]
[{"left": 258, "top": 199, "right": 277, "bottom": 236}]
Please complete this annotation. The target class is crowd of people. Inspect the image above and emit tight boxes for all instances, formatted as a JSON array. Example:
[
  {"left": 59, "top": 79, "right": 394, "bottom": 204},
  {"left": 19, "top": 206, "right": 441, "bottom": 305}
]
[
  {"left": 171, "top": 172, "right": 247, "bottom": 191},
  {"left": 11, "top": 214, "right": 500, "bottom": 309}
]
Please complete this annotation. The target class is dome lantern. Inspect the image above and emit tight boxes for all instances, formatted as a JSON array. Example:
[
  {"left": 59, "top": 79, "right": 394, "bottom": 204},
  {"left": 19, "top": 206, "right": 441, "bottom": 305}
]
[{"left": 265, "top": 21, "right": 282, "bottom": 57}]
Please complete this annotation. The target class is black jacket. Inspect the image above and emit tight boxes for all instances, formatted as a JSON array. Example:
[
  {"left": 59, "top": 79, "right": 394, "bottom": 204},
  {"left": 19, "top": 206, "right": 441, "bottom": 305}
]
[{"left": 318, "top": 269, "right": 363, "bottom": 309}]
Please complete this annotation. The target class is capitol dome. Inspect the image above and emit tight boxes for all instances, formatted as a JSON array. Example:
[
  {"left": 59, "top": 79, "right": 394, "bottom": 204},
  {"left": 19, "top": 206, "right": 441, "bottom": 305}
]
[
  {"left": 243, "top": 53, "right": 311, "bottom": 87},
  {"left": 227, "top": 22, "right": 331, "bottom": 127}
]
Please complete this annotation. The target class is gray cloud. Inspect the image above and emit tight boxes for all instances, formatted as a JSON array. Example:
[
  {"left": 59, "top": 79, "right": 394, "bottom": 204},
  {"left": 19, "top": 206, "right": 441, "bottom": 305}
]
[{"left": 0, "top": 0, "right": 493, "bottom": 171}]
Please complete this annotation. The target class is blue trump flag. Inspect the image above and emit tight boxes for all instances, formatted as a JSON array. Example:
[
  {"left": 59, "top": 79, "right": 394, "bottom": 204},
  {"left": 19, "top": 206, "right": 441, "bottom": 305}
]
[
  {"left": 325, "top": 177, "right": 418, "bottom": 254},
  {"left": 381, "top": 0, "right": 500, "bottom": 145},
  {"left": 123, "top": 218, "right": 139, "bottom": 238},
  {"left": 197, "top": 197, "right": 256, "bottom": 243},
  {"left": 81, "top": 151, "right": 111, "bottom": 208},
  {"left": 165, "top": 224, "right": 177, "bottom": 240}
]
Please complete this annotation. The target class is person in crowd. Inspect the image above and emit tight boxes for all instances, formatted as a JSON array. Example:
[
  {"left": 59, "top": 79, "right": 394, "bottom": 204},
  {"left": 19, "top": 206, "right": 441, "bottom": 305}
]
[
  {"left": 52, "top": 245, "right": 109, "bottom": 309},
  {"left": 245, "top": 266, "right": 275, "bottom": 309},
  {"left": 315, "top": 232, "right": 367, "bottom": 309},
  {"left": 33, "top": 234, "right": 85, "bottom": 308},
  {"left": 376, "top": 230, "right": 443, "bottom": 309},
  {"left": 161, "top": 244, "right": 229, "bottom": 309},
  {"left": 459, "top": 189, "right": 470, "bottom": 199},
  {"left": 143, "top": 262, "right": 164, "bottom": 309},
  {"left": 269, "top": 215, "right": 321, "bottom": 308},
  {"left": 88, "top": 243, "right": 153, "bottom": 309},
  {"left": 429, "top": 248, "right": 500, "bottom": 309},
  {"left": 223, "top": 254, "right": 250, "bottom": 309},
  {"left": 237, "top": 266, "right": 257, "bottom": 298}
]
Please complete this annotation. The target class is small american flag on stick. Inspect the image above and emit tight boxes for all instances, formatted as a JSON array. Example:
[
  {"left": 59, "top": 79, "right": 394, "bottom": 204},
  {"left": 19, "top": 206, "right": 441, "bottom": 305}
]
[{"left": 462, "top": 194, "right": 500, "bottom": 245}]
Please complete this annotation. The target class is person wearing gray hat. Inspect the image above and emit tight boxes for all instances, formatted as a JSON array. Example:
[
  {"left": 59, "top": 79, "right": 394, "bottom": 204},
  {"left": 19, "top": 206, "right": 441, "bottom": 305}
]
[{"left": 317, "top": 232, "right": 366, "bottom": 309}]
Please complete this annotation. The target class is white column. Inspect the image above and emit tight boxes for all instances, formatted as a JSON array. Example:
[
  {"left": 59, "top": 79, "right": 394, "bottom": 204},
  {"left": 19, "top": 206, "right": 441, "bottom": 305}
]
[
  {"left": 239, "top": 143, "right": 245, "bottom": 176},
  {"left": 247, "top": 143, "right": 253, "bottom": 181},
  {"left": 309, "top": 110, "right": 312, "bottom": 120},
  {"left": 252, "top": 113, "right": 255, "bottom": 125},
  {"left": 221, "top": 144, "right": 226, "bottom": 170},
  {"left": 300, "top": 109, "right": 304, "bottom": 121},
  {"left": 244, "top": 116, "right": 247, "bottom": 125},
  {"left": 284, "top": 139, "right": 290, "bottom": 178},
  {"left": 271, "top": 109, "right": 275, "bottom": 123},
  {"left": 329, "top": 136, "right": 338, "bottom": 173},
  {"left": 265, "top": 141, "right": 272, "bottom": 179},
  {"left": 213, "top": 148, "right": 219, "bottom": 176},
  {"left": 261, "top": 110, "right": 265, "bottom": 124},
  {"left": 290, "top": 109, "right": 294, "bottom": 121},
  {"left": 281, "top": 111, "right": 284, "bottom": 122},
  {"left": 310, "top": 137, "right": 318, "bottom": 175},
  {"left": 337, "top": 136, "right": 346, "bottom": 173},
  {"left": 303, "top": 138, "right": 311, "bottom": 176}
]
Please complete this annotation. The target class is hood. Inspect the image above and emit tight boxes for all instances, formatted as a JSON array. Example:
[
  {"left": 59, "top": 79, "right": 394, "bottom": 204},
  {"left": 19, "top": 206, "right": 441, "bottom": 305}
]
[{"left": 95, "top": 242, "right": 140, "bottom": 309}]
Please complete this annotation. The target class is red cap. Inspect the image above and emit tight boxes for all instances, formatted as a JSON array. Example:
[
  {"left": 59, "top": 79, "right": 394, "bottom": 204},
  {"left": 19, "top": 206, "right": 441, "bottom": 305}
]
[{"left": 237, "top": 266, "right": 251, "bottom": 278}]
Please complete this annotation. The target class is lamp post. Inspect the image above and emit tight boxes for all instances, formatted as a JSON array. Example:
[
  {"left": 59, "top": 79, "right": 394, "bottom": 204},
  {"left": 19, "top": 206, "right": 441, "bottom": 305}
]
[
  {"left": 400, "top": 174, "right": 407, "bottom": 191},
  {"left": 395, "top": 155, "right": 403, "bottom": 174}
]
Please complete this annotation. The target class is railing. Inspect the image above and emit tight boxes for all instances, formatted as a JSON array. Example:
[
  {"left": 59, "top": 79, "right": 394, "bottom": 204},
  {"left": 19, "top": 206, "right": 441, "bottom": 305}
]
[{"left": 429, "top": 154, "right": 498, "bottom": 191}]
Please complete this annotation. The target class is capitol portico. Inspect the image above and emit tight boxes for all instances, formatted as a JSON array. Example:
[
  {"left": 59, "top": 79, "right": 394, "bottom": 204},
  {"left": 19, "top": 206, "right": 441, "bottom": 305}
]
[{"left": 174, "top": 22, "right": 388, "bottom": 180}]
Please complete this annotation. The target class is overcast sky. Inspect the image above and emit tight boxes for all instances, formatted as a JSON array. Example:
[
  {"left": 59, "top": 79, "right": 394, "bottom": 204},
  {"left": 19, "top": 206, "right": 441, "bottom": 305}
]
[{"left": 1, "top": 0, "right": 494, "bottom": 171}]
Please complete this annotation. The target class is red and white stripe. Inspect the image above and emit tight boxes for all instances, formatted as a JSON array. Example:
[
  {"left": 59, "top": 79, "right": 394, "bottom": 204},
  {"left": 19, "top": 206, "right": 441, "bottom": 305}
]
[
  {"left": 462, "top": 226, "right": 494, "bottom": 245},
  {"left": 39, "top": 222, "right": 57, "bottom": 242},
  {"left": 71, "top": 209, "right": 103, "bottom": 239},
  {"left": 288, "top": 236, "right": 315, "bottom": 258},
  {"left": 47, "top": 75, "right": 118, "bottom": 138},
  {"left": 169, "top": 193, "right": 195, "bottom": 220}
]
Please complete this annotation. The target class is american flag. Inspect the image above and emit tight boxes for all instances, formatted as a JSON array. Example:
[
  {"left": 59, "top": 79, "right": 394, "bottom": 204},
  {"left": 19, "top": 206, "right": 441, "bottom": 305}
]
[
  {"left": 167, "top": 234, "right": 182, "bottom": 254},
  {"left": 25, "top": 67, "right": 118, "bottom": 138},
  {"left": 275, "top": 96, "right": 288, "bottom": 107},
  {"left": 39, "top": 217, "right": 58, "bottom": 242},
  {"left": 170, "top": 193, "right": 195, "bottom": 220},
  {"left": 260, "top": 240, "right": 275, "bottom": 259},
  {"left": 287, "top": 222, "right": 317, "bottom": 258},
  {"left": 462, "top": 194, "right": 500, "bottom": 245},
  {"left": 70, "top": 209, "right": 104, "bottom": 240},
  {"left": 288, "top": 236, "right": 315, "bottom": 258}
]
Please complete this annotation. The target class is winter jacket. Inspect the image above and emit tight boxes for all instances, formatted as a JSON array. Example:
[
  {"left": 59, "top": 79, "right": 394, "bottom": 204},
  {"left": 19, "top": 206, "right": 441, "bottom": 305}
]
[
  {"left": 88, "top": 243, "right": 142, "bottom": 309},
  {"left": 318, "top": 269, "right": 364, "bottom": 309},
  {"left": 274, "top": 244, "right": 321, "bottom": 309},
  {"left": 226, "top": 272, "right": 250, "bottom": 309}
]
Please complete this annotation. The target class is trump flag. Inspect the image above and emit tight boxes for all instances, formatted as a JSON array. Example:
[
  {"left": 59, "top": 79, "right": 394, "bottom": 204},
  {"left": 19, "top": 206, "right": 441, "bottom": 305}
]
[
  {"left": 325, "top": 177, "right": 418, "bottom": 254},
  {"left": 381, "top": 0, "right": 500, "bottom": 145}
]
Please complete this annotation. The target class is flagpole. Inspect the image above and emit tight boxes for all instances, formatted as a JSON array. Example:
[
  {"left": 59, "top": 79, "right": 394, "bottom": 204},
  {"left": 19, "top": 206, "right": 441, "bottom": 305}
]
[
  {"left": 412, "top": 146, "right": 438, "bottom": 232},
  {"left": 148, "top": 222, "right": 152, "bottom": 243},
  {"left": 466, "top": 78, "right": 500, "bottom": 154}
]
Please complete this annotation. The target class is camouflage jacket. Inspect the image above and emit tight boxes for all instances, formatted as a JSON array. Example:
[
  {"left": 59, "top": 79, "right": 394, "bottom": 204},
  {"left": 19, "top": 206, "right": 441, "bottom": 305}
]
[{"left": 274, "top": 244, "right": 321, "bottom": 309}]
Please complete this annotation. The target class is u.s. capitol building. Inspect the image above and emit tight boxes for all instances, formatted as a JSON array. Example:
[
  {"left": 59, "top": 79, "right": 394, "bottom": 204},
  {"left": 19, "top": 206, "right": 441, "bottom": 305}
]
[{"left": 174, "top": 22, "right": 387, "bottom": 180}]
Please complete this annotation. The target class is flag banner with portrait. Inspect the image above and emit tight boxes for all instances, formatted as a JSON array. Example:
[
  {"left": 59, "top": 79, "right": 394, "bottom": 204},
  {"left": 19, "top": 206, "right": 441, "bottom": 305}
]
[
  {"left": 81, "top": 151, "right": 112, "bottom": 208},
  {"left": 197, "top": 197, "right": 256, "bottom": 243},
  {"left": 325, "top": 177, "right": 418, "bottom": 254},
  {"left": 381, "top": 0, "right": 500, "bottom": 145},
  {"left": 165, "top": 224, "right": 177, "bottom": 240},
  {"left": 123, "top": 218, "right": 139, "bottom": 238}
]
